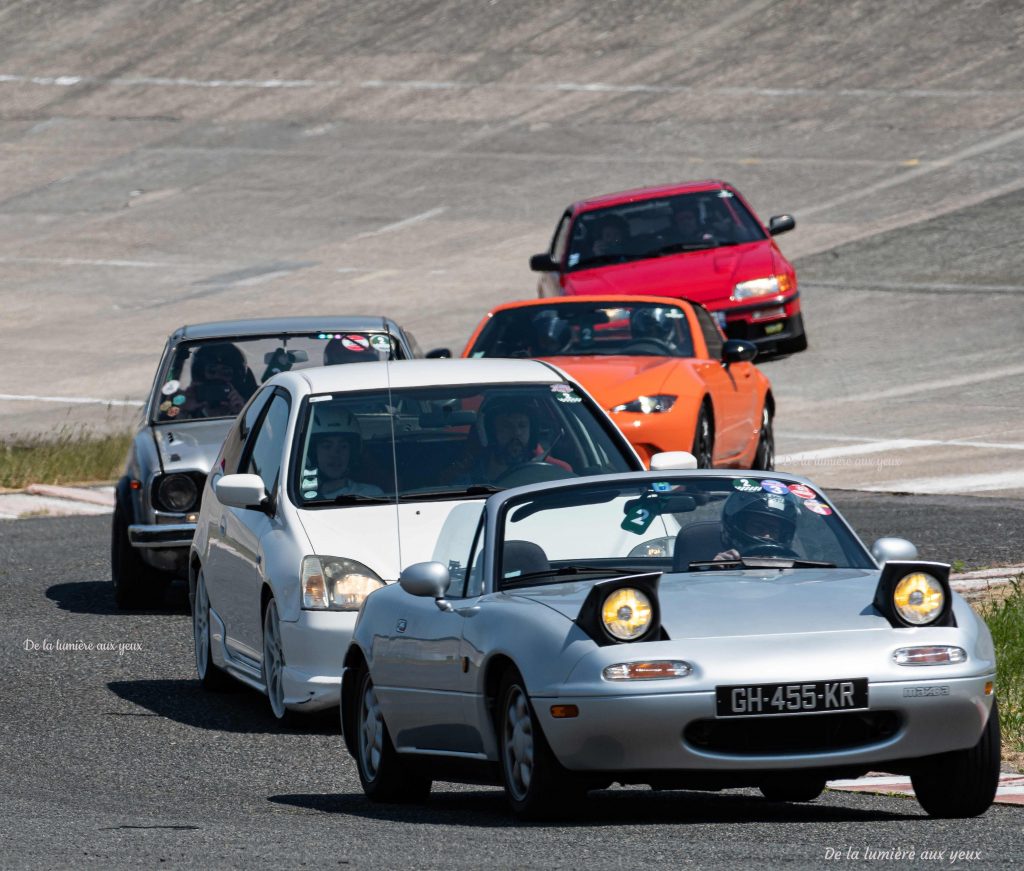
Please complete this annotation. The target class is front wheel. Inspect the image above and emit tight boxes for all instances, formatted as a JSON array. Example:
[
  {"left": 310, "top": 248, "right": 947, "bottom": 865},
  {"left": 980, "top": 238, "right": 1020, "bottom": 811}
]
[
  {"left": 911, "top": 698, "right": 1000, "bottom": 818},
  {"left": 498, "top": 670, "right": 583, "bottom": 819},
  {"left": 111, "top": 500, "right": 167, "bottom": 609},
  {"left": 690, "top": 404, "right": 714, "bottom": 469},
  {"left": 752, "top": 404, "right": 774, "bottom": 470},
  {"left": 355, "top": 668, "right": 431, "bottom": 802}
]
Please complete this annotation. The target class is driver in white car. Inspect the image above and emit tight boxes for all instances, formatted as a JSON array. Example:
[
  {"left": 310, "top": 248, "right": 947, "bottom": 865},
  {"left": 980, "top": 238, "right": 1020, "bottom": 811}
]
[{"left": 715, "top": 489, "right": 800, "bottom": 561}]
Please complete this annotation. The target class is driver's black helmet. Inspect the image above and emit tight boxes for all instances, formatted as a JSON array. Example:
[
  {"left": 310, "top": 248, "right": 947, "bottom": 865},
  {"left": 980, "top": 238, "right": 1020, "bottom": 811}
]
[
  {"left": 630, "top": 306, "right": 675, "bottom": 342},
  {"left": 721, "top": 489, "right": 799, "bottom": 552},
  {"left": 531, "top": 310, "right": 572, "bottom": 354},
  {"left": 191, "top": 342, "right": 246, "bottom": 386}
]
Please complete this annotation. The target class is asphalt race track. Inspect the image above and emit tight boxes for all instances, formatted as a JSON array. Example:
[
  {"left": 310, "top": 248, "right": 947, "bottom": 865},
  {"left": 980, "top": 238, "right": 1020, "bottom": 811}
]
[
  {"left": 2, "top": 2, "right": 1024, "bottom": 868},
  {"left": 2, "top": 514, "right": 1023, "bottom": 870}
]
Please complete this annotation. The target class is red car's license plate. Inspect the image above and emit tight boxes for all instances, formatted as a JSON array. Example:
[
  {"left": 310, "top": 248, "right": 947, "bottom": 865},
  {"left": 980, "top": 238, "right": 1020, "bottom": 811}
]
[{"left": 715, "top": 678, "right": 868, "bottom": 717}]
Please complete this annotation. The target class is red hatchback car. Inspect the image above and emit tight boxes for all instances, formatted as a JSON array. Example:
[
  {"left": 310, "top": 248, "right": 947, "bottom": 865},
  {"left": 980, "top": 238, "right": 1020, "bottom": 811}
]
[{"left": 530, "top": 180, "right": 806, "bottom": 355}]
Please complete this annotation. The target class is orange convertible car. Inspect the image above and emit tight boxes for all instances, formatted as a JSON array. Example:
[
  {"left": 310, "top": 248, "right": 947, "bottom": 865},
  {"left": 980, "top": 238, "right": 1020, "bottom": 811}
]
[{"left": 462, "top": 296, "right": 775, "bottom": 469}]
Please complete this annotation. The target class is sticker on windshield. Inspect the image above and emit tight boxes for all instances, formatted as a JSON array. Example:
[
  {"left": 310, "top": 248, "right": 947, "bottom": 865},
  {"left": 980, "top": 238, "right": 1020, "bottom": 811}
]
[
  {"left": 621, "top": 502, "right": 657, "bottom": 535},
  {"left": 568, "top": 253, "right": 580, "bottom": 267},
  {"left": 555, "top": 390, "right": 582, "bottom": 403},
  {"left": 341, "top": 334, "right": 370, "bottom": 352},
  {"left": 172, "top": 394, "right": 186, "bottom": 406},
  {"left": 760, "top": 479, "right": 789, "bottom": 495},
  {"left": 663, "top": 309, "right": 684, "bottom": 318},
  {"left": 651, "top": 481, "right": 672, "bottom": 492},
  {"left": 303, "top": 489, "right": 317, "bottom": 499},
  {"left": 732, "top": 478, "right": 762, "bottom": 493},
  {"left": 161, "top": 380, "right": 180, "bottom": 396},
  {"left": 370, "top": 334, "right": 391, "bottom": 351},
  {"left": 717, "top": 190, "right": 734, "bottom": 198},
  {"left": 158, "top": 400, "right": 172, "bottom": 412},
  {"left": 788, "top": 483, "right": 817, "bottom": 500},
  {"left": 803, "top": 500, "right": 833, "bottom": 516},
  {"left": 550, "top": 383, "right": 571, "bottom": 393}
]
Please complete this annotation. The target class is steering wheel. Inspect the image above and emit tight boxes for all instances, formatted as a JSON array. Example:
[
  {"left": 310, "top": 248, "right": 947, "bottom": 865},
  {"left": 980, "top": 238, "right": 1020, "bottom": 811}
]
[
  {"left": 743, "top": 542, "right": 801, "bottom": 559},
  {"left": 622, "top": 338, "right": 675, "bottom": 355},
  {"left": 493, "top": 461, "right": 577, "bottom": 488}
]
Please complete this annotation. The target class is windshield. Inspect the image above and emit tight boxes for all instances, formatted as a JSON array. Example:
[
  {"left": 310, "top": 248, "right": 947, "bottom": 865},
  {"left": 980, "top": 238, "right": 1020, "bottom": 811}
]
[
  {"left": 294, "top": 383, "right": 636, "bottom": 506},
  {"left": 498, "top": 475, "right": 874, "bottom": 587},
  {"left": 566, "top": 191, "right": 766, "bottom": 273},
  {"left": 468, "top": 302, "right": 696, "bottom": 359},
  {"left": 152, "top": 331, "right": 400, "bottom": 422}
]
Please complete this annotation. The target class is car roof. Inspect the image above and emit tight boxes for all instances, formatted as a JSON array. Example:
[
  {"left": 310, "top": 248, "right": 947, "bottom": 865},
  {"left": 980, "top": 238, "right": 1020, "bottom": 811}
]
[
  {"left": 482, "top": 295, "right": 698, "bottom": 315},
  {"left": 271, "top": 358, "right": 567, "bottom": 394},
  {"left": 170, "top": 316, "right": 404, "bottom": 342},
  {"left": 572, "top": 179, "right": 730, "bottom": 212}
]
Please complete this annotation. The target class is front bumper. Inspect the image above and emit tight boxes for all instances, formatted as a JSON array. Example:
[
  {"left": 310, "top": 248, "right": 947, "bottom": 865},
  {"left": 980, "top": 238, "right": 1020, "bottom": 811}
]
[
  {"left": 277, "top": 609, "right": 359, "bottom": 711},
  {"left": 128, "top": 523, "right": 196, "bottom": 549},
  {"left": 538, "top": 674, "right": 994, "bottom": 774},
  {"left": 721, "top": 296, "right": 803, "bottom": 347}
]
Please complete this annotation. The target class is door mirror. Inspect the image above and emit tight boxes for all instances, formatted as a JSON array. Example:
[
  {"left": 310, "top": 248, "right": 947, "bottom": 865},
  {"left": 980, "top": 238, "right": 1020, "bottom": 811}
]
[
  {"left": 399, "top": 561, "right": 451, "bottom": 599},
  {"left": 722, "top": 339, "right": 758, "bottom": 365},
  {"left": 530, "top": 253, "right": 558, "bottom": 272},
  {"left": 649, "top": 451, "right": 698, "bottom": 471},
  {"left": 768, "top": 214, "right": 796, "bottom": 236},
  {"left": 215, "top": 474, "right": 269, "bottom": 511},
  {"left": 871, "top": 537, "right": 919, "bottom": 565}
]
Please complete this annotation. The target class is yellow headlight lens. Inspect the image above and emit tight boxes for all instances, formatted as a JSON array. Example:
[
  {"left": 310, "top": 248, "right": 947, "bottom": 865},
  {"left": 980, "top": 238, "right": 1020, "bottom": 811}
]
[
  {"left": 893, "top": 572, "right": 945, "bottom": 625},
  {"left": 601, "top": 587, "right": 653, "bottom": 641}
]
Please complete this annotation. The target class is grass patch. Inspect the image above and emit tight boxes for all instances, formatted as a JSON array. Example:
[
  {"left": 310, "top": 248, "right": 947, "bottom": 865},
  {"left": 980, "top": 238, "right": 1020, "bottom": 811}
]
[
  {"left": 977, "top": 576, "right": 1024, "bottom": 767},
  {"left": 0, "top": 428, "right": 131, "bottom": 489}
]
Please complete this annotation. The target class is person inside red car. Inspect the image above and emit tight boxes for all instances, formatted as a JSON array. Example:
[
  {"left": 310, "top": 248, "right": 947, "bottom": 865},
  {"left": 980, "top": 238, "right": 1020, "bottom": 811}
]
[
  {"left": 664, "top": 199, "right": 714, "bottom": 248},
  {"left": 589, "top": 214, "right": 630, "bottom": 259}
]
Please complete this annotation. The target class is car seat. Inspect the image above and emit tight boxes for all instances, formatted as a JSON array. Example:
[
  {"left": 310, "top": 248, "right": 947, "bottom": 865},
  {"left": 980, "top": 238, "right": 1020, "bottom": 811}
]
[{"left": 672, "top": 521, "right": 724, "bottom": 572}]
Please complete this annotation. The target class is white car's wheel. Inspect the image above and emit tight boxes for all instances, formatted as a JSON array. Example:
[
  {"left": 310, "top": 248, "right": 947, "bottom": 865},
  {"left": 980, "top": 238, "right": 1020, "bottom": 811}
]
[
  {"left": 193, "top": 569, "right": 232, "bottom": 690},
  {"left": 911, "top": 698, "right": 1001, "bottom": 818},
  {"left": 262, "top": 599, "right": 289, "bottom": 720},
  {"left": 355, "top": 668, "right": 431, "bottom": 802},
  {"left": 498, "top": 669, "right": 583, "bottom": 819}
]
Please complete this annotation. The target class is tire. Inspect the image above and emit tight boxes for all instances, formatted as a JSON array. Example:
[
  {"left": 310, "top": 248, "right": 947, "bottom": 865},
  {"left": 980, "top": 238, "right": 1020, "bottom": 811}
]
[
  {"left": 690, "top": 403, "right": 714, "bottom": 469},
  {"left": 911, "top": 698, "right": 1001, "bottom": 818},
  {"left": 111, "top": 500, "right": 166, "bottom": 609},
  {"left": 354, "top": 668, "right": 432, "bottom": 802},
  {"left": 498, "top": 669, "right": 584, "bottom": 819},
  {"left": 752, "top": 404, "right": 775, "bottom": 471},
  {"left": 262, "top": 599, "right": 292, "bottom": 722},
  {"left": 760, "top": 775, "right": 826, "bottom": 802},
  {"left": 193, "top": 568, "right": 233, "bottom": 691}
]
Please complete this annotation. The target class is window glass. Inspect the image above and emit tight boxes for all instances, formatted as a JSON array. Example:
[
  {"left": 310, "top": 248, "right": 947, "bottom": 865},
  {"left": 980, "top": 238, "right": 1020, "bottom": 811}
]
[
  {"left": 218, "top": 387, "right": 274, "bottom": 474},
  {"left": 244, "top": 393, "right": 290, "bottom": 495},
  {"left": 431, "top": 503, "right": 486, "bottom": 597},
  {"left": 694, "top": 307, "right": 724, "bottom": 359},
  {"left": 551, "top": 212, "right": 573, "bottom": 263}
]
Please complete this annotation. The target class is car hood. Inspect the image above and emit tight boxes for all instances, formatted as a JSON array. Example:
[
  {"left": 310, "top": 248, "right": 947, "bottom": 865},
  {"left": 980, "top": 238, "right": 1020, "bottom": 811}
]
[
  {"left": 153, "top": 420, "right": 230, "bottom": 475},
  {"left": 296, "top": 500, "right": 472, "bottom": 581},
  {"left": 538, "top": 356, "right": 679, "bottom": 405},
  {"left": 563, "top": 242, "right": 774, "bottom": 305},
  {"left": 510, "top": 568, "right": 892, "bottom": 636}
]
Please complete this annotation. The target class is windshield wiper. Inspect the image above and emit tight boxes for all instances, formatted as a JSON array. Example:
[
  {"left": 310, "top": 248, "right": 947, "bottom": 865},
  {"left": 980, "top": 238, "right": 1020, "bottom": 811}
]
[
  {"left": 686, "top": 557, "right": 838, "bottom": 571},
  {"left": 398, "top": 485, "right": 500, "bottom": 501},
  {"left": 331, "top": 494, "right": 395, "bottom": 505},
  {"left": 502, "top": 565, "right": 615, "bottom": 587},
  {"left": 647, "top": 241, "right": 717, "bottom": 256}
]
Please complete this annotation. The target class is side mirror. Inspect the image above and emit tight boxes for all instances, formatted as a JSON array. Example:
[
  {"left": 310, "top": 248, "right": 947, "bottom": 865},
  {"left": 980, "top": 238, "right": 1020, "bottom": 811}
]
[
  {"left": 722, "top": 339, "right": 758, "bottom": 365},
  {"left": 399, "top": 561, "right": 453, "bottom": 611},
  {"left": 529, "top": 253, "right": 558, "bottom": 272},
  {"left": 215, "top": 474, "right": 269, "bottom": 511},
  {"left": 871, "top": 537, "right": 919, "bottom": 565},
  {"left": 768, "top": 214, "right": 796, "bottom": 236},
  {"left": 425, "top": 348, "right": 452, "bottom": 359},
  {"left": 649, "top": 451, "right": 698, "bottom": 471}
]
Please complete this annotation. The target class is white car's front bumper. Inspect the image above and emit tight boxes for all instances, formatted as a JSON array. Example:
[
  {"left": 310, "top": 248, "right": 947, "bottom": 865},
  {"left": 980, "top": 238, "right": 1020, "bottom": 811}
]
[{"left": 277, "top": 609, "right": 359, "bottom": 712}]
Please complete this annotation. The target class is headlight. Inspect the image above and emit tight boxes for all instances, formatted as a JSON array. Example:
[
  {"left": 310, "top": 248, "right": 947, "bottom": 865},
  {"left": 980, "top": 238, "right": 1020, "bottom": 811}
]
[
  {"left": 301, "top": 556, "right": 385, "bottom": 611},
  {"left": 603, "top": 660, "right": 692, "bottom": 680},
  {"left": 893, "top": 572, "right": 945, "bottom": 625},
  {"left": 611, "top": 395, "right": 677, "bottom": 414},
  {"left": 731, "top": 274, "right": 792, "bottom": 301},
  {"left": 156, "top": 474, "right": 199, "bottom": 512},
  {"left": 601, "top": 587, "right": 653, "bottom": 640}
]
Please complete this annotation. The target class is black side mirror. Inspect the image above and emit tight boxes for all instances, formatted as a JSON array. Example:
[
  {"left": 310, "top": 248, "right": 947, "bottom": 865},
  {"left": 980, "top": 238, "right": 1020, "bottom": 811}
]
[
  {"left": 768, "top": 214, "right": 796, "bottom": 236},
  {"left": 529, "top": 253, "right": 558, "bottom": 272},
  {"left": 722, "top": 339, "right": 758, "bottom": 365},
  {"left": 425, "top": 348, "right": 452, "bottom": 359}
]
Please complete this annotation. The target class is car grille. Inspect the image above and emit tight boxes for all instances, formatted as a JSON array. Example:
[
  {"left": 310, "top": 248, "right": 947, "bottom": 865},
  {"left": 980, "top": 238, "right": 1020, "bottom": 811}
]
[{"left": 684, "top": 711, "right": 901, "bottom": 756}]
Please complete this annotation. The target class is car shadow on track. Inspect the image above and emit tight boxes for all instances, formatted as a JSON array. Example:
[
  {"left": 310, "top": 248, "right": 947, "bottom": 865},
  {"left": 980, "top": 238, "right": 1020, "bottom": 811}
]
[
  {"left": 46, "top": 579, "right": 190, "bottom": 615},
  {"left": 269, "top": 788, "right": 919, "bottom": 827},
  {"left": 107, "top": 678, "right": 340, "bottom": 735}
]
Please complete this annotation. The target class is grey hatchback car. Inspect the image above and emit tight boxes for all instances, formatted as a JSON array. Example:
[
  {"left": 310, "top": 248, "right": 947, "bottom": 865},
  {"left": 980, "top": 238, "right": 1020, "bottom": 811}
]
[{"left": 111, "top": 316, "right": 422, "bottom": 608}]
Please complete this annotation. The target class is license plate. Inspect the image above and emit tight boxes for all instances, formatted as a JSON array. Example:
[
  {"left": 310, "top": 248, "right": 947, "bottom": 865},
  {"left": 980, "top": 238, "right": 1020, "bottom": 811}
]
[{"left": 715, "top": 678, "right": 868, "bottom": 717}]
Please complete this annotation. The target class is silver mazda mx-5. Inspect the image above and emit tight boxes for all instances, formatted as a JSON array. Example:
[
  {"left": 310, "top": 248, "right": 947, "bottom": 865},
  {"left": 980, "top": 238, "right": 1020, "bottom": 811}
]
[{"left": 340, "top": 470, "right": 999, "bottom": 819}]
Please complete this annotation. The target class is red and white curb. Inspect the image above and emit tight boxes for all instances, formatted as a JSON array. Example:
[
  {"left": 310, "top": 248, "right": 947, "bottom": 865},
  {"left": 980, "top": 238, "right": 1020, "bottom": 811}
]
[
  {"left": 828, "top": 771, "right": 1024, "bottom": 805},
  {"left": 0, "top": 484, "right": 115, "bottom": 519}
]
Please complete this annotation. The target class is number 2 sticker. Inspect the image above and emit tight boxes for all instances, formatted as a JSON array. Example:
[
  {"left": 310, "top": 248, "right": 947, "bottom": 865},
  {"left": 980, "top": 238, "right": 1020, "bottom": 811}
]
[{"left": 621, "top": 504, "right": 656, "bottom": 534}]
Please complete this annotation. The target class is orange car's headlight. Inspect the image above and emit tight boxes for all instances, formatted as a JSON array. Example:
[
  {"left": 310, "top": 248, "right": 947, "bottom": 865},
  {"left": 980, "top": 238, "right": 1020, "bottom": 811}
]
[{"left": 611, "top": 395, "right": 677, "bottom": 414}]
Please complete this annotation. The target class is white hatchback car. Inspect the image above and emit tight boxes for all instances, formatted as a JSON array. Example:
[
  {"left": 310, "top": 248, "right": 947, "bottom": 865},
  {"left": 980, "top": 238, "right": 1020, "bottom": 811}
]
[{"left": 190, "top": 358, "right": 673, "bottom": 721}]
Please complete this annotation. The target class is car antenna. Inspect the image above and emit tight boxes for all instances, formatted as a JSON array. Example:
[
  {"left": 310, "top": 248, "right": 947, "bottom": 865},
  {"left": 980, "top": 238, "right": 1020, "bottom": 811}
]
[{"left": 382, "top": 318, "right": 403, "bottom": 573}]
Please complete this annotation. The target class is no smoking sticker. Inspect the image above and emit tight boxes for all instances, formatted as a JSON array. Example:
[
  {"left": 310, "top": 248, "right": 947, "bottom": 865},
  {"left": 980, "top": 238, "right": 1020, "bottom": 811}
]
[
  {"left": 803, "top": 500, "right": 833, "bottom": 516},
  {"left": 341, "top": 334, "right": 370, "bottom": 352},
  {"left": 788, "top": 483, "right": 817, "bottom": 500}
]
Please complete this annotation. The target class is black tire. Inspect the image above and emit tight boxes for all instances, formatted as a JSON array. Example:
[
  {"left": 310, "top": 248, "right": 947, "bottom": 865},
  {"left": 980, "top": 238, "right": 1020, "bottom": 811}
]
[
  {"left": 760, "top": 775, "right": 826, "bottom": 802},
  {"left": 193, "top": 568, "right": 234, "bottom": 691},
  {"left": 911, "top": 698, "right": 1001, "bottom": 818},
  {"left": 111, "top": 500, "right": 166, "bottom": 609},
  {"left": 690, "top": 403, "right": 714, "bottom": 469},
  {"left": 752, "top": 404, "right": 775, "bottom": 471},
  {"left": 497, "top": 669, "right": 584, "bottom": 819},
  {"left": 354, "top": 668, "right": 431, "bottom": 802}
]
